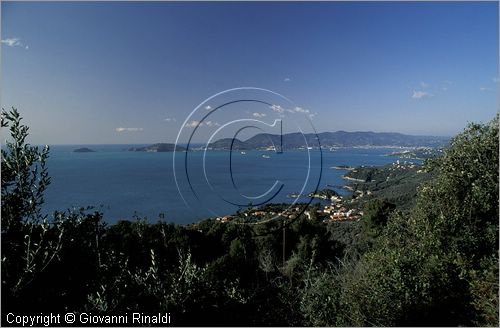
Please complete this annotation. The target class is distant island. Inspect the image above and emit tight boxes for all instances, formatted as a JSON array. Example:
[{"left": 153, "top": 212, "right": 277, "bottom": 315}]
[
  {"left": 207, "top": 131, "right": 449, "bottom": 150},
  {"left": 128, "top": 143, "right": 186, "bottom": 152},
  {"left": 73, "top": 147, "right": 95, "bottom": 153}
]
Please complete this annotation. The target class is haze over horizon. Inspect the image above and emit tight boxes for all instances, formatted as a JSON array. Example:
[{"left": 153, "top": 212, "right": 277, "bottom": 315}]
[
  {"left": 34, "top": 129, "right": 450, "bottom": 147},
  {"left": 1, "top": 2, "right": 498, "bottom": 145}
]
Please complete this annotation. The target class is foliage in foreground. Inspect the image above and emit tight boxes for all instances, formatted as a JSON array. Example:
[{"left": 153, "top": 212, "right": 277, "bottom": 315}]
[{"left": 1, "top": 108, "right": 498, "bottom": 326}]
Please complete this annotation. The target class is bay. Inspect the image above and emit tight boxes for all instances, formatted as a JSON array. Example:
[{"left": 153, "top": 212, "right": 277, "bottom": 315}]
[{"left": 42, "top": 145, "right": 411, "bottom": 224}]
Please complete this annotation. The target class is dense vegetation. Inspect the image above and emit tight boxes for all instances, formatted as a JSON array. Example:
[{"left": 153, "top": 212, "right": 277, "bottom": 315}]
[
  {"left": 345, "top": 162, "right": 436, "bottom": 211},
  {"left": 2, "top": 108, "right": 498, "bottom": 326}
]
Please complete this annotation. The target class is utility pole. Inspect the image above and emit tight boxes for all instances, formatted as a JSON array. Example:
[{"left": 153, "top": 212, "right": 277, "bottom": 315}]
[
  {"left": 281, "top": 119, "right": 285, "bottom": 265},
  {"left": 282, "top": 224, "right": 286, "bottom": 267},
  {"left": 277, "top": 119, "right": 283, "bottom": 154},
  {"left": 280, "top": 120, "right": 283, "bottom": 153}
]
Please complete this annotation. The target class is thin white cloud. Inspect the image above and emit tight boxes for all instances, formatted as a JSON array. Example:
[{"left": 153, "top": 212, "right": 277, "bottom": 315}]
[
  {"left": 284, "top": 77, "right": 291, "bottom": 82},
  {"left": 252, "top": 112, "right": 267, "bottom": 118},
  {"left": 420, "top": 81, "right": 429, "bottom": 88},
  {"left": 293, "top": 106, "right": 310, "bottom": 114},
  {"left": 270, "top": 104, "right": 284, "bottom": 113},
  {"left": 271, "top": 104, "right": 312, "bottom": 116},
  {"left": 480, "top": 87, "right": 491, "bottom": 92},
  {"left": 1, "top": 38, "right": 20, "bottom": 47},
  {"left": 115, "top": 127, "right": 143, "bottom": 132},
  {"left": 185, "top": 120, "right": 201, "bottom": 128},
  {"left": 286, "top": 106, "right": 311, "bottom": 115},
  {"left": 1, "top": 37, "right": 28, "bottom": 49},
  {"left": 412, "top": 90, "right": 433, "bottom": 99},
  {"left": 184, "top": 120, "right": 219, "bottom": 128},
  {"left": 164, "top": 118, "right": 176, "bottom": 122},
  {"left": 492, "top": 77, "right": 499, "bottom": 83},
  {"left": 205, "top": 105, "right": 212, "bottom": 111}
]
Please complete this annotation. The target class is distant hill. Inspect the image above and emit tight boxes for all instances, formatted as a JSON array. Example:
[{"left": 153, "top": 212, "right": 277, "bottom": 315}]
[
  {"left": 207, "top": 138, "right": 249, "bottom": 150},
  {"left": 128, "top": 143, "right": 186, "bottom": 152},
  {"left": 209, "top": 131, "right": 449, "bottom": 150},
  {"left": 315, "top": 131, "right": 448, "bottom": 147},
  {"left": 74, "top": 147, "right": 95, "bottom": 153}
]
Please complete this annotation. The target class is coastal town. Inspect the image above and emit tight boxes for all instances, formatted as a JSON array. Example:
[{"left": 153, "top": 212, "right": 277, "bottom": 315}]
[
  {"left": 215, "top": 197, "right": 364, "bottom": 225},
  {"left": 213, "top": 159, "right": 431, "bottom": 225},
  {"left": 214, "top": 184, "right": 364, "bottom": 225}
]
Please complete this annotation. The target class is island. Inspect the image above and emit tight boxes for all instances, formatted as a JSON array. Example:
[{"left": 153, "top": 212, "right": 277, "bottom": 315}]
[
  {"left": 73, "top": 147, "right": 95, "bottom": 153},
  {"left": 128, "top": 143, "right": 186, "bottom": 152}
]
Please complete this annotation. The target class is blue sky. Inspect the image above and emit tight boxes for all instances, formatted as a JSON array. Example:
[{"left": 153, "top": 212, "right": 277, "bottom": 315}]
[{"left": 1, "top": 1, "right": 498, "bottom": 144}]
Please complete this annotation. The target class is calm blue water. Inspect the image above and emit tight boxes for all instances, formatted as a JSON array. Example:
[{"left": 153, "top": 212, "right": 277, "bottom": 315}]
[{"left": 42, "top": 145, "right": 409, "bottom": 224}]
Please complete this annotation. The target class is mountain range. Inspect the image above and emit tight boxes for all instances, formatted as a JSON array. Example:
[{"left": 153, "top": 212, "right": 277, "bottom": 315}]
[{"left": 208, "top": 131, "right": 449, "bottom": 150}]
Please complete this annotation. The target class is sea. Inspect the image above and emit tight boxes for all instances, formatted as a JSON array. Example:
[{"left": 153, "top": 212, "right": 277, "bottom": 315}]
[{"left": 40, "top": 145, "right": 412, "bottom": 224}]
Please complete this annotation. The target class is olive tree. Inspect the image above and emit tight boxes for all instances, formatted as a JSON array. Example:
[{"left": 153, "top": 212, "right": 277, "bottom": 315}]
[{"left": 1, "top": 108, "right": 64, "bottom": 296}]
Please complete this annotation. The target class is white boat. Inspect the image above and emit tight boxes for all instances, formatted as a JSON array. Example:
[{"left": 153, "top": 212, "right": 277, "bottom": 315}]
[
  {"left": 240, "top": 151, "right": 246, "bottom": 154},
  {"left": 262, "top": 155, "right": 270, "bottom": 159}
]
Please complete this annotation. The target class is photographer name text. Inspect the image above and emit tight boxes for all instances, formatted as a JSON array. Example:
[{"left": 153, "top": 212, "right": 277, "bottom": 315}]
[{"left": 6, "top": 312, "right": 171, "bottom": 326}]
